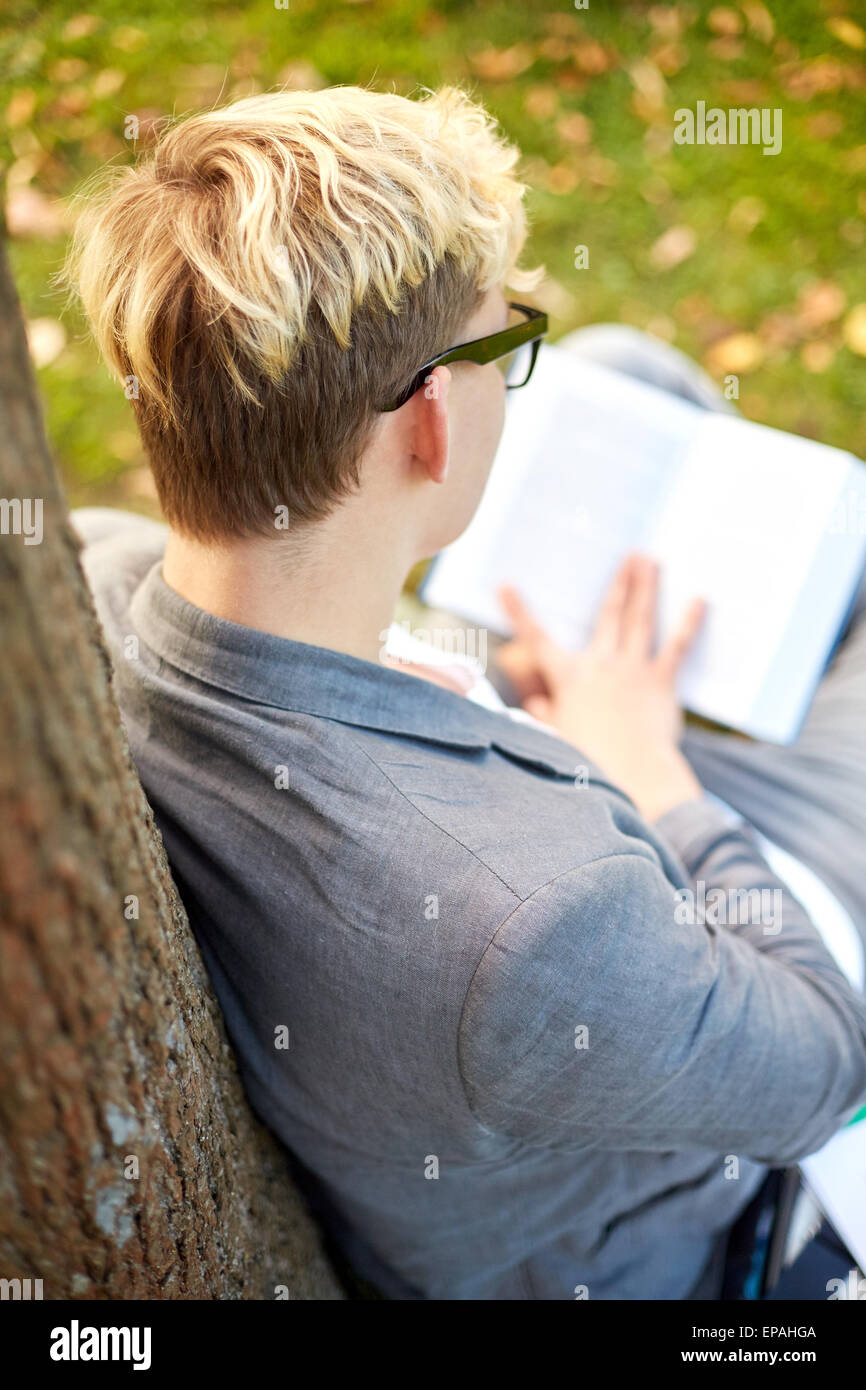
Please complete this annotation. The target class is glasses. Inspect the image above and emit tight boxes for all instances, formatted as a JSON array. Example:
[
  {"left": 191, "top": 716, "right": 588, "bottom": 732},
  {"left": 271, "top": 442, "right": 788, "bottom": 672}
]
[{"left": 380, "top": 301, "right": 548, "bottom": 412}]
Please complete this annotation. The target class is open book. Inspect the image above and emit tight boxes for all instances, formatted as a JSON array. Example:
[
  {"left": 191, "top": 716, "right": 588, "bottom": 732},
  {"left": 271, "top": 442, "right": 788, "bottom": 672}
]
[{"left": 422, "top": 342, "right": 866, "bottom": 744}]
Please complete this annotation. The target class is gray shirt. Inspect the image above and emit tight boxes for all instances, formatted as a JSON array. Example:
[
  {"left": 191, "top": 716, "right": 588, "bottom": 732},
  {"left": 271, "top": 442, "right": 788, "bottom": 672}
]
[{"left": 81, "top": 514, "right": 866, "bottom": 1300}]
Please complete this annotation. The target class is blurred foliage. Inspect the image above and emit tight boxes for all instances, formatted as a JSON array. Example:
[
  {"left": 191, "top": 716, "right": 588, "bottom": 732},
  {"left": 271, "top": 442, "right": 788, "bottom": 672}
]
[{"left": 2, "top": 0, "right": 866, "bottom": 512}]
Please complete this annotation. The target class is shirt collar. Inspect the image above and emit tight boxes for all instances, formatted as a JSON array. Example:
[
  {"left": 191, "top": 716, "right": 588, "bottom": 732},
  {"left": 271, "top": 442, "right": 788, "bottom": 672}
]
[{"left": 129, "top": 560, "right": 620, "bottom": 786}]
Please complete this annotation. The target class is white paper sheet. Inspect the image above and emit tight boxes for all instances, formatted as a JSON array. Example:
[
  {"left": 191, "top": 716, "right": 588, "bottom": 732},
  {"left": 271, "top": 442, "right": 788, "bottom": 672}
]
[{"left": 423, "top": 343, "right": 866, "bottom": 743}]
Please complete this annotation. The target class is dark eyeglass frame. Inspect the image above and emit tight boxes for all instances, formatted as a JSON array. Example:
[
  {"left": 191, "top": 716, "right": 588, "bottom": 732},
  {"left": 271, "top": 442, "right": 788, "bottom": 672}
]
[{"left": 379, "top": 301, "right": 548, "bottom": 412}]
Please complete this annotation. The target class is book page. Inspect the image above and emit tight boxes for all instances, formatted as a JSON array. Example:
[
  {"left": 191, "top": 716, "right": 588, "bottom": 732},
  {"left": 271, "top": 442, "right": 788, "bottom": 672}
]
[
  {"left": 801, "top": 1116, "right": 866, "bottom": 1278},
  {"left": 645, "top": 413, "right": 853, "bottom": 734},
  {"left": 423, "top": 347, "right": 700, "bottom": 648},
  {"left": 423, "top": 342, "right": 866, "bottom": 742}
]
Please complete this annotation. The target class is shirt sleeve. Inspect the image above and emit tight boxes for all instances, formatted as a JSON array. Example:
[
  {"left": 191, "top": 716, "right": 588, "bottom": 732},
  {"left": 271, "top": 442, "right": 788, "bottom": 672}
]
[{"left": 457, "top": 805, "right": 866, "bottom": 1163}]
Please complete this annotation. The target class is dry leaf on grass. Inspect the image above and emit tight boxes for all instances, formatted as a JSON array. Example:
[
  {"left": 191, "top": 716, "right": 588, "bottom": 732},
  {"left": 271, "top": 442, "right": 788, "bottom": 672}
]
[
  {"left": 26, "top": 319, "right": 67, "bottom": 369},
  {"left": 827, "top": 18, "right": 866, "bottom": 51},
  {"left": 469, "top": 44, "right": 534, "bottom": 81},
  {"left": 842, "top": 304, "right": 866, "bottom": 355},
  {"left": 796, "top": 280, "right": 846, "bottom": 330},
  {"left": 649, "top": 225, "right": 696, "bottom": 270},
  {"left": 6, "top": 187, "right": 67, "bottom": 238},
  {"left": 705, "top": 333, "right": 764, "bottom": 373}
]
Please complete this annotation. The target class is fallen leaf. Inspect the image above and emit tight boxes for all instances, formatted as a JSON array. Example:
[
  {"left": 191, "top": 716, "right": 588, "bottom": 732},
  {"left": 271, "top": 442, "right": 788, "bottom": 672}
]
[
  {"left": 469, "top": 44, "right": 534, "bottom": 81},
  {"left": 546, "top": 163, "right": 579, "bottom": 195},
  {"left": 556, "top": 71, "right": 585, "bottom": 95},
  {"left": 53, "top": 88, "right": 89, "bottom": 118},
  {"left": 649, "top": 225, "right": 696, "bottom": 270},
  {"left": 727, "top": 196, "right": 766, "bottom": 234},
  {"left": 26, "top": 319, "right": 66, "bottom": 368},
  {"left": 773, "top": 38, "right": 799, "bottom": 62},
  {"left": 62, "top": 14, "right": 101, "bottom": 41},
  {"left": 758, "top": 311, "right": 803, "bottom": 351},
  {"left": 801, "top": 341, "right": 836, "bottom": 373},
  {"left": 524, "top": 85, "right": 558, "bottom": 121},
  {"left": 6, "top": 186, "right": 67, "bottom": 238},
  {"left": 721, "top": 79, "right": 770, "bottom": 103},
  {"left": 708, "top": 38, "right": 746, "bottom": 61},
  {"left": 556, "top": 111, "right": 592, "bottom": 146},
  {"left": 91, "top": 68, "right": 125, "bottom": 98},
  {"left": 708, "top": 8, "right": 742, "bottom": 37},
  {"left": 706, "top": 333, "right": 764, "bottom": 373},
  {"left": 675, "top": 293, "right": 713, "bottom": 326},
  {"left": 842, "top": 304, "right": 866, "bottom": 354},
  {"left": 48, "top": 57, "right": 87, "bottom": 82},
  {"left": 544, "top": 14, "right": 579, "bottom": 38},
  {"left": 645, "top": 314, "right": 676, "bottom": 342},
  {"left": 277, "top": 60, "right": 325, "bottom": 90},
  {"left": 6, "top": 154, "right": 43, "bottom": 189},
  {"left": 585, "top": 153, "right": 618, "bottom": 187},
  {"left": 648, "top": 7, "right": 687, "bottom": 40},
  {"left": 827, "top": 18, "right": 866, "bottom": 51},
  {"left": 111, "top": 25, "right": 148, "bottom": 52},
  {"left": 6, "top": 89, "right": 36, "bottom": 127},
  {"left": 741, "top": 2, "right": 775, "bottom": 43},
  {"left": 797, "top": 280, "right": 846, "bottom": 329},
  {"left": 538, "top": 37, "right": 572, "bottom": 64},
  {"left": 573, "top": 41, "right": 614, "bottom": 75},
  {"left": 628, "top": 58, "right": 667, "bottom": 113},
  {"left": 650, "top": 42, "right": 687, "bottom": 76},
  {"left": 806, "top": 111, "right": 845, "bottom": 139},
  {"left": 778, "top": 58, "right": 850, "bottom": 100}
]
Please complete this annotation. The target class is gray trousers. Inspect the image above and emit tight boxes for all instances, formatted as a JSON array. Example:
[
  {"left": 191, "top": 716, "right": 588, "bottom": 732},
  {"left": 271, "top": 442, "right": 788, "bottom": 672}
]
[{"left": 558, "top": 325, "right": 866, "bottom": 946}]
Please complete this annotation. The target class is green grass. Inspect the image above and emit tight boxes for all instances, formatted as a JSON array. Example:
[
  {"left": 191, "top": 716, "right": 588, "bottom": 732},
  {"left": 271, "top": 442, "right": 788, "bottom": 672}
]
[{"left": 3, "top": 0, "right": 866, "bottom": 510}]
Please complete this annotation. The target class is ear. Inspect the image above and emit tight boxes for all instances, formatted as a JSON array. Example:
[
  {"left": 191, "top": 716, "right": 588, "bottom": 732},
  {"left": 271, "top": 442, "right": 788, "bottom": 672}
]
[{"left": 408, "top": 364, "right": 451, "bottom": 485}]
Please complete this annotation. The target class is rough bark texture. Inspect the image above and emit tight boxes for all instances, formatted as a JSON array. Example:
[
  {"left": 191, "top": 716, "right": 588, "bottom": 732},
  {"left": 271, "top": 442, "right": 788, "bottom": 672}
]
[{"left": 0, "top": 240, "right": 344, "bottom": 1300}]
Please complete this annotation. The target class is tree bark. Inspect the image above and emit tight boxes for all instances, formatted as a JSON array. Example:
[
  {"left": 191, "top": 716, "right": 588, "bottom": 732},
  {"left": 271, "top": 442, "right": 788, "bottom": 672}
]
[{"left": 0, "top": 240, "right": 343, "bottom": 1300}]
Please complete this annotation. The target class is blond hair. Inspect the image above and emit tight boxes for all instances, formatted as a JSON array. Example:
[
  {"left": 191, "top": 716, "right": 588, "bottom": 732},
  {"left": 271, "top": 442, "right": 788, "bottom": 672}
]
[{"left": 65, "top": 85, "right": 540, "bottom": 539}]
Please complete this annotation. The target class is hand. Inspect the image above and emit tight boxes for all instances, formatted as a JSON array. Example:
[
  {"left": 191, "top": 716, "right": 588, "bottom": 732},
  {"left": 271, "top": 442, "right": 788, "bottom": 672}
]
[{"left": 497, "top": 554, "right": 706, "bottom": 822}]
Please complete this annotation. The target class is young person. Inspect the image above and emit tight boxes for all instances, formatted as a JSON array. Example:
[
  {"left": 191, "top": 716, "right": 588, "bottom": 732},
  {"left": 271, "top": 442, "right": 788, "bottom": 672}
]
[{"left": 69, "top": 86, "right": 866, "bottom": 1300}]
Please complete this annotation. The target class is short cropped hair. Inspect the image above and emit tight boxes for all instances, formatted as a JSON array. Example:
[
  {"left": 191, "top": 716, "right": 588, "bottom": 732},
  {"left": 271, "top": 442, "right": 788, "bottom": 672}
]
[{"left": 65, "top": 86, "right": 540, "bottom": 540}]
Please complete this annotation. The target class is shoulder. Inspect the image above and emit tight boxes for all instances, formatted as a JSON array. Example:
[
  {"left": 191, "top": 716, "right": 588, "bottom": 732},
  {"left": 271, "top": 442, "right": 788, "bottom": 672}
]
[
  {"left": 456, "top": 849, "right": 707, "bottom": 1140},
  {"left": 75, "top": 508, "right": 168, "bottom": 646}
]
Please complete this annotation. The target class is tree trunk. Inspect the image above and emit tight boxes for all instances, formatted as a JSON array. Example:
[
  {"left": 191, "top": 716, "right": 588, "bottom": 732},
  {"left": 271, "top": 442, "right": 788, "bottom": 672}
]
[{"left": 0, "top": 240, "right": 343, "bottom": 1300}]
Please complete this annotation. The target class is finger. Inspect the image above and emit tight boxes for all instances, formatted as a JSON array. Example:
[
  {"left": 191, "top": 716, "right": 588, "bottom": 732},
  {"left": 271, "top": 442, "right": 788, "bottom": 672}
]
[
  {"left": 590, "top": 554, "right": 636, "bottom": 657},
  {"left": 621, "top": 555, "right": 659, "bottom": 659},
  {"left": 499, "top": 585, "right": 548, "bottom": 645},
  {"left": 497, "top": 586, "right": 564, "bottom": 683},
  {"left": 524, "top": 693, "right": 554, "bottom": 725},
  {"left": 497, "top": 638, "right": 551, "bottom": 702},
  {"left": 656, "top": 596, "right": 706, "bottom": 680}
]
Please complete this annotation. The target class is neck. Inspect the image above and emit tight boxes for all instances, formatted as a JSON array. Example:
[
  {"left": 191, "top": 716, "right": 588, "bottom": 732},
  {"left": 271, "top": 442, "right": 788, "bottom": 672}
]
[{"left": 161, "top": 504, "right": 416, "bottom": 665}]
